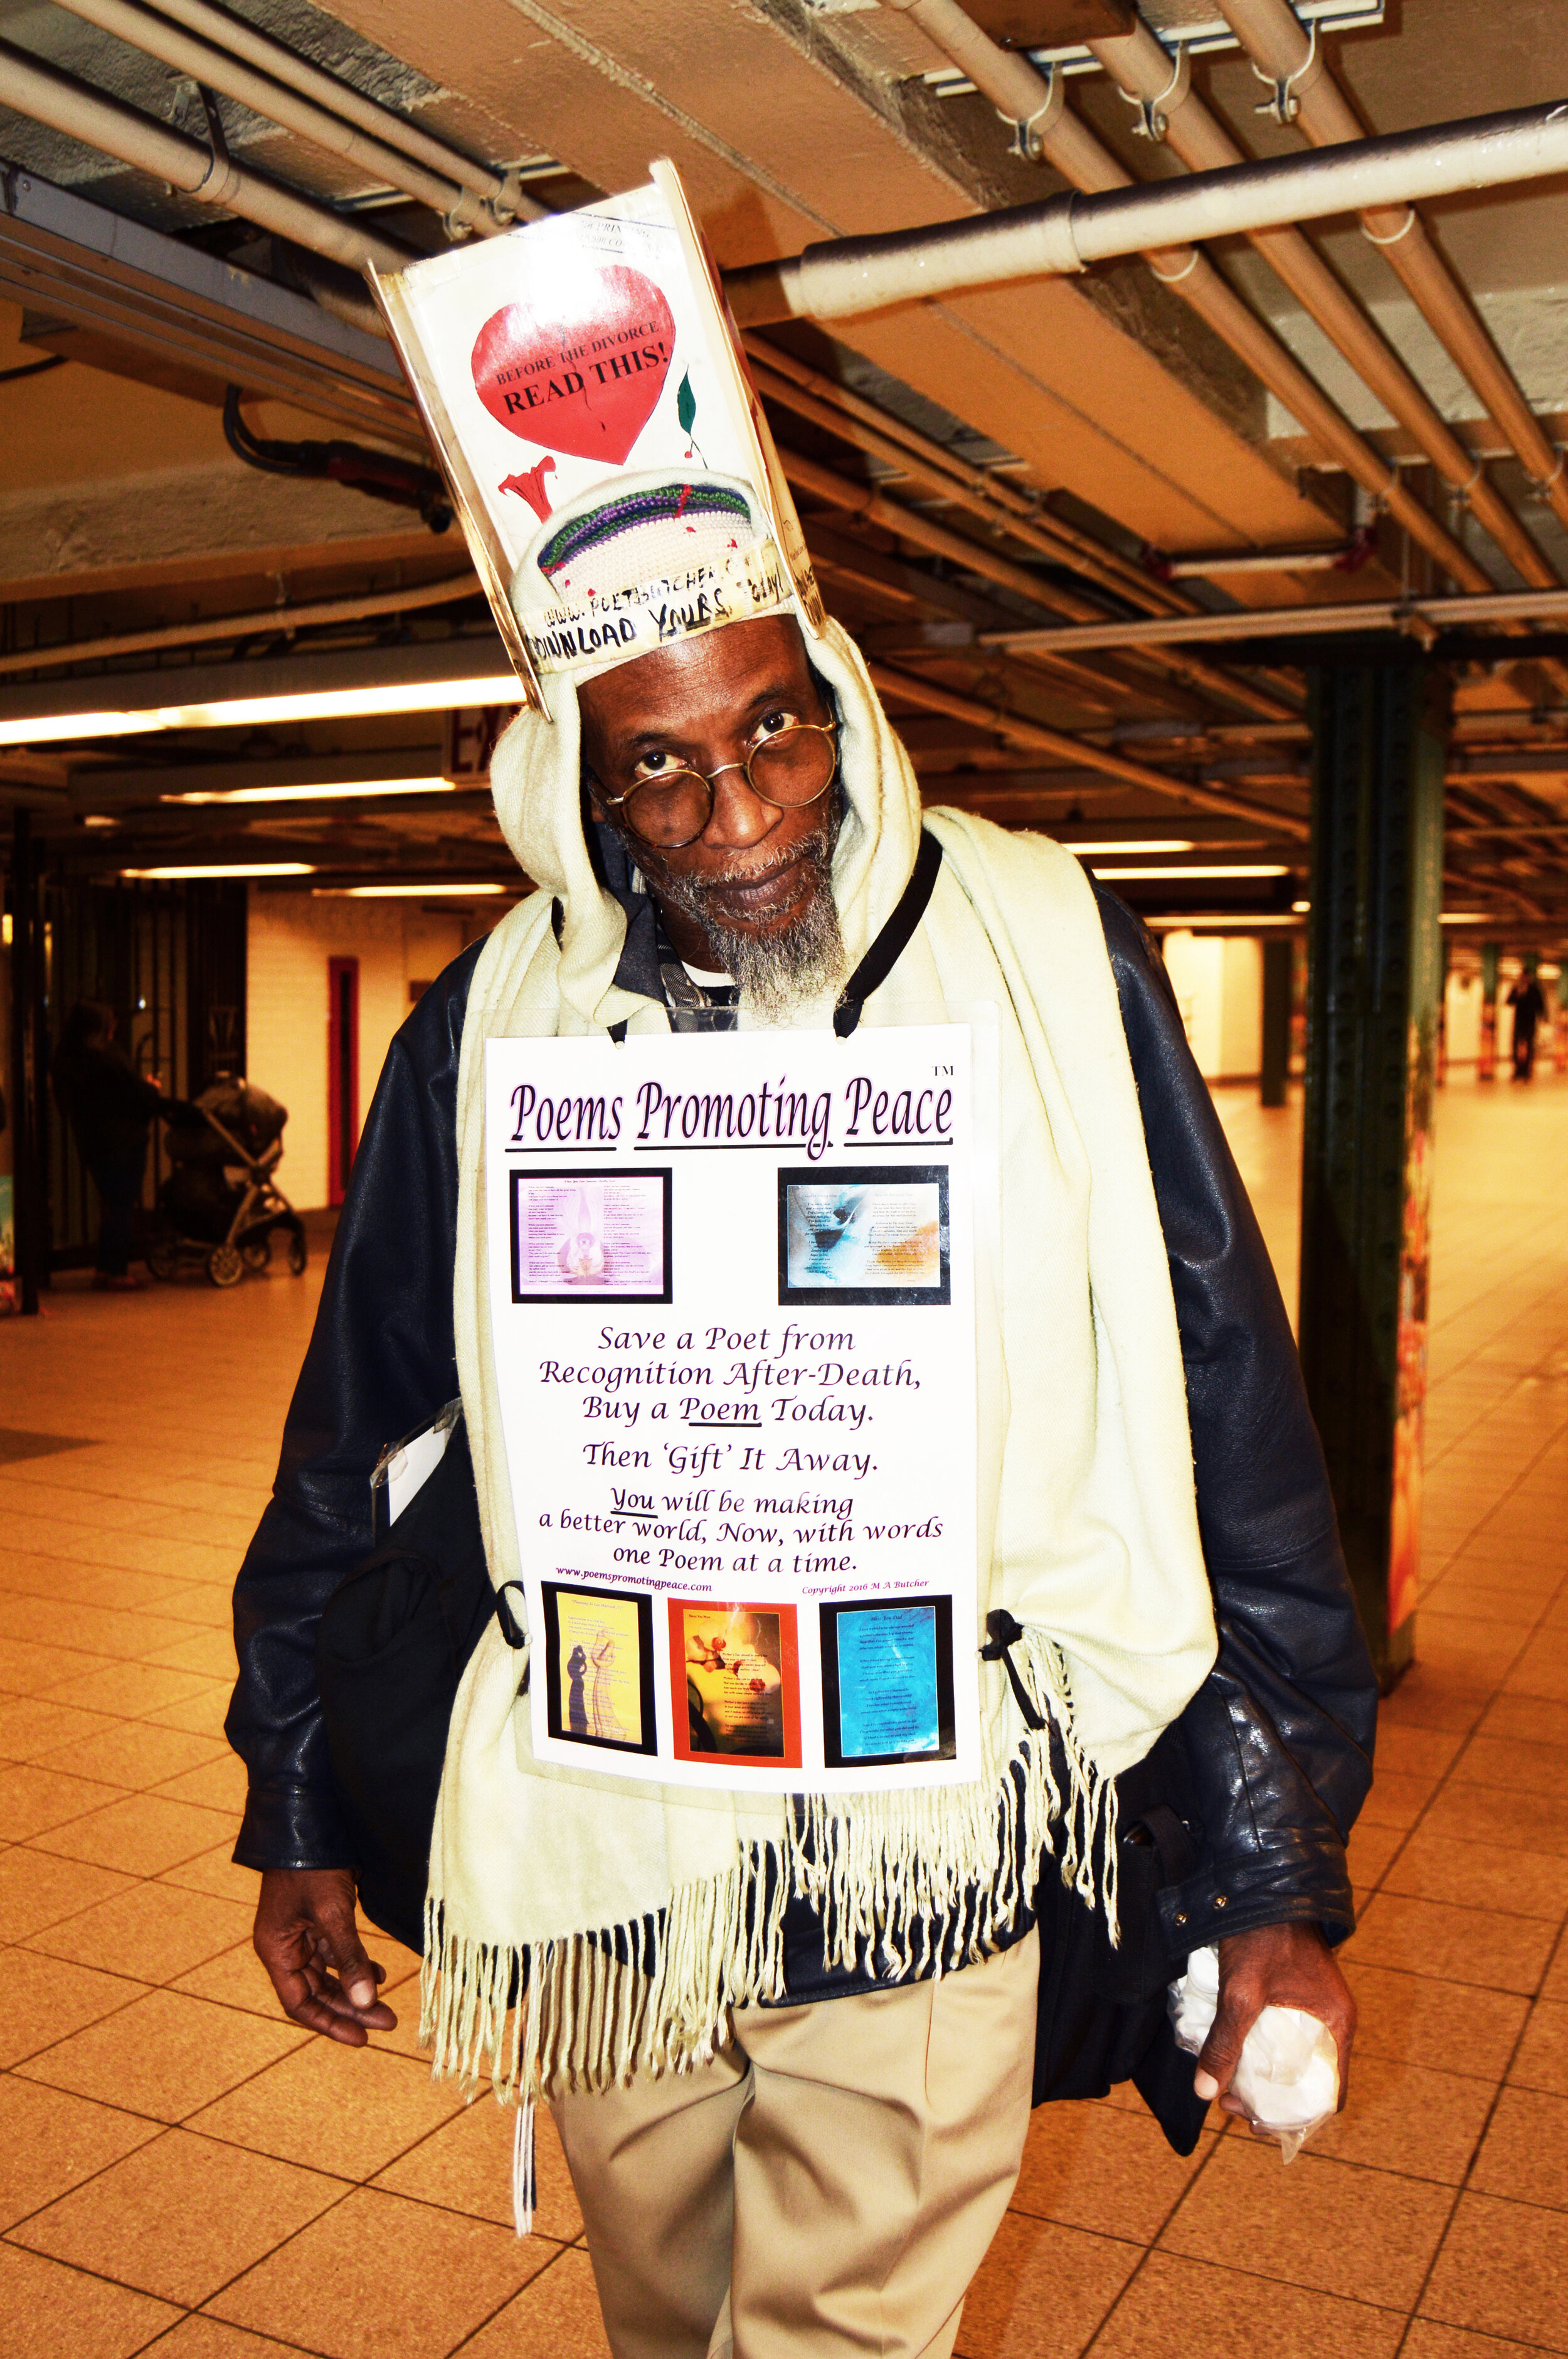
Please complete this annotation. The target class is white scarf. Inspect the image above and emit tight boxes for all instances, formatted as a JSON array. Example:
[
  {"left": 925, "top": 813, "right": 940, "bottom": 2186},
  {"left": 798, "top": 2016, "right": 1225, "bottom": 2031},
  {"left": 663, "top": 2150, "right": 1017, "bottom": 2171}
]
[{"left": 422, "top": 621, "right": 1216, "bottom": 2099}]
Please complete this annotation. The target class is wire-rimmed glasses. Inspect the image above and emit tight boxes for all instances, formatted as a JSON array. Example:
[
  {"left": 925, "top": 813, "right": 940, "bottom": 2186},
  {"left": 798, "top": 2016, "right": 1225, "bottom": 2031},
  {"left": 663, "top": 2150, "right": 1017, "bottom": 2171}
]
[{"left": 598, "top": 719, "right": 838, "bottom": 849}]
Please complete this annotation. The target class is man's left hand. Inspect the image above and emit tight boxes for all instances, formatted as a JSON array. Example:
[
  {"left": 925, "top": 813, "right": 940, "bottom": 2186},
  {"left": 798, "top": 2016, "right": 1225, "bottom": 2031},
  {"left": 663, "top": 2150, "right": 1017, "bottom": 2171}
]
[{"left": 1193, "top": 1920, "right": 1355, "bottom": 2124}]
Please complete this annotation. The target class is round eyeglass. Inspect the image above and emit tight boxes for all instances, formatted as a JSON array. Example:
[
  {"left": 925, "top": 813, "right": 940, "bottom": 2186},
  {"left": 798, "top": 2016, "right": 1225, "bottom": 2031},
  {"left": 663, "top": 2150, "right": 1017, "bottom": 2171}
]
[{"left": 599, "top": 719, "right": 838, "bottom": 849}]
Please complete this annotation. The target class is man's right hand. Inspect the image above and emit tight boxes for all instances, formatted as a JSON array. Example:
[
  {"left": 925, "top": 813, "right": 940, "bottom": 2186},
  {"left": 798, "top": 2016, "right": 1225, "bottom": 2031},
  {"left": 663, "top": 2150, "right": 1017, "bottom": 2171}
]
[{"left": 253, "top": 1866, "right": 398, "bottom": 2045}]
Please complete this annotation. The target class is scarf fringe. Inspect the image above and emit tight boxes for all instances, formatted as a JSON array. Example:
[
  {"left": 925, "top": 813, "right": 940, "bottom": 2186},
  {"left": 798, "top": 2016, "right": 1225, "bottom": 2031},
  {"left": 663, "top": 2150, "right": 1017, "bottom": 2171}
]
[{"left": 420, "top": 1646, "right": 1122, "bottom": 2102}]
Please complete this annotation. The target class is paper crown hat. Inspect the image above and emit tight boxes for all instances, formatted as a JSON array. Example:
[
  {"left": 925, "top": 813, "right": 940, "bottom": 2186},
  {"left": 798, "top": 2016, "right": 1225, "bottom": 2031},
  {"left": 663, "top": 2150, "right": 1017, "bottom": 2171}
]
[{"left": 367, "top": 159, "right": 824, "bottom": 716}]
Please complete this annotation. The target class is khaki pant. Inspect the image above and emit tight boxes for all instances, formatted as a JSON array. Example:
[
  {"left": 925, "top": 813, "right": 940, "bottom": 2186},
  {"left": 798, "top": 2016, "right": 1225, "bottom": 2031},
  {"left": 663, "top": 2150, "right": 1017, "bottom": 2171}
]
[{"left": 551, "top": 1927, "right": 1039, "bottom": 2359}]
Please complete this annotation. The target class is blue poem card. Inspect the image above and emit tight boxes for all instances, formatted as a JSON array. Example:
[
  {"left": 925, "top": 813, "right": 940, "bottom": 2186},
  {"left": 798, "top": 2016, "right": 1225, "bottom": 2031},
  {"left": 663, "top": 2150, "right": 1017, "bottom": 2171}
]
[{"left": 835, "top": 1605, "right": 940, "bottom": 1759}]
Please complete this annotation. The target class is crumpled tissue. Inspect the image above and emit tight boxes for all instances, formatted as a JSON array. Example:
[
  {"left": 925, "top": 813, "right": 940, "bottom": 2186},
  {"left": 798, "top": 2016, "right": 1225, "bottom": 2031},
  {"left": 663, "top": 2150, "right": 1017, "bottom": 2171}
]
[{"left": 1169, "top": 1943, "right": 1340, "bottom": 2163}]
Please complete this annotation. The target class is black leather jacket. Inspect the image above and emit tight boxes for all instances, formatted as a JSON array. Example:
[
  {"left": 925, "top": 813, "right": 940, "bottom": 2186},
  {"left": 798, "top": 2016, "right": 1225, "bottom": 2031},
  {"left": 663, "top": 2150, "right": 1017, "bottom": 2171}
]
[{"left": 228, "top": 885, "right": 1376, "bottom": 1962}]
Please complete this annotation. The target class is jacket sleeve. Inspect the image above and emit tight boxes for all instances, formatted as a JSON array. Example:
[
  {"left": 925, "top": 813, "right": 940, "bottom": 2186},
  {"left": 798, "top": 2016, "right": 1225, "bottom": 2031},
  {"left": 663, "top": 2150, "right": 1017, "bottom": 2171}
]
[
  {"left": 1095, "top": 887, "right": 1377, "bottom": 1952},
  {"left": 226, "top": 946, "right": 479, "bottom": 1870}
]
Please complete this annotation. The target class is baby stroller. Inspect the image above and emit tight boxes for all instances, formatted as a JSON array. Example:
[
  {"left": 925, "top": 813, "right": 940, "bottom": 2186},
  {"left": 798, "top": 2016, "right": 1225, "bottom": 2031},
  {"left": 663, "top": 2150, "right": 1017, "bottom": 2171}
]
[{"left": 146, "top": 1078, "right": 307, "bottom": 1289}]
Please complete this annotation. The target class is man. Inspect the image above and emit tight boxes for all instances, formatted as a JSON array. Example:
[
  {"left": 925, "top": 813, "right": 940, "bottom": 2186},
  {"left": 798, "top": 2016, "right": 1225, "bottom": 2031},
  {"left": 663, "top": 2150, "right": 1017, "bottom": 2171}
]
[
  {"left": 230, "top": 589, "right": 1374, "bottom": 2359},
  {"left": 1508, "top": 969, "right": 1547, "bottom": 1078}
]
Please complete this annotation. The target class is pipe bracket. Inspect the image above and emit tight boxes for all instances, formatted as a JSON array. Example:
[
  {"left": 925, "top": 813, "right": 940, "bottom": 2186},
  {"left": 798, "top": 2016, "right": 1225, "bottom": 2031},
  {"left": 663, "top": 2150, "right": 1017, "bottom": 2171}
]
[
  {"left": 1362, "top": 205, "right": 1417, "bottom": 246},
  {"left": 1001, "top": 63, "right": 1064, "bottom": 162},
  {"left": 1251, "top": 19, "right": 1317, "bottom": 127},
  {"left": 1120, "top": 41, "right": 1189, "bottom": 142}
]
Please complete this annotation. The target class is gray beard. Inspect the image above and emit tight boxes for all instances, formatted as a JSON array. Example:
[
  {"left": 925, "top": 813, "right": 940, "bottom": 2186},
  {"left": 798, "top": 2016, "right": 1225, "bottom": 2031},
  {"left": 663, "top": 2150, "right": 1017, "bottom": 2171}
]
[{"left": 650, "top": 833, "right": 847, "bottom": 1022}]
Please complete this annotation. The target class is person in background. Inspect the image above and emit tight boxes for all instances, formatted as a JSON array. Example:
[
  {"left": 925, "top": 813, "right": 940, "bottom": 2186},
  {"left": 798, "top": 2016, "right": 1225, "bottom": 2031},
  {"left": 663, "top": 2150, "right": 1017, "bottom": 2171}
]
[
  {"left": 1508, "top": 970, "right": 1547, "bottom": 1080},
  {"left": 52, "top": 1000, "right": 189, "bottom": 1290}
]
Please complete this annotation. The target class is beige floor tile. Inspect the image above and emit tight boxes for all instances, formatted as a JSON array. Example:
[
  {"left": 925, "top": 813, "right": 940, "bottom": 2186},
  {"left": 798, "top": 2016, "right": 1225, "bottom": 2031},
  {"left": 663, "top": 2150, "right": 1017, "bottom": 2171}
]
[
  {"left": 1510, "top": 1998, "right": 1568, "bottom": 2097},
  {"left": 142, "top": 1684, "right": 236, "bottom": 1740},
  {"left": 1330, "top": 1962, "right": 1526, "bottom": 2080},
  {"left": 0, "top": 2240, "right": 181, "bottom": 2359},
  {"left": 1347, "top": 1819, "right": 1407, "bottom": 1888},
  {"left": 1345, "top": 1894, "right": 1557, "bottom": 1994},
  {"left": 1359, "top": 1771, "right": 1443, "bottom": 1832},
  {"left": 23, "top": 1877, "right": 254, "bottom": 1981},
  {"left": 458, "top": 2248, "right": 608, "bottom": 2359},
  {"left": 38, "top": 1722, "right": 230, "bottom": 1793},
  {"left": 0, "top": 1697, "right": 120, "bottom": 1762},
  {"left": 1421, "top": 2190, "right": 1568, "bottom": 2350},
  {"left": 171, "top": 1941, "right": 288, "bottom": 2023},
  {"left": 1540, "top": 1944, "right": 1568, "bottom": 2005},
  {"left": 374, "top": 2100, "right": 583, "bottom": 2242},
  {"left": 947, "top": 2212, "right": 1140, "bottom": 2359},
  {"left": 1158, "top": 2138, "right": 1453, "bottom": 2309},
  {"left": 153, "top": 1754, "right": 247, "bottom": 1814},
  {"left": 1006, "top": 2101, "right": 1214, "bottom": 2244},
  {"left": 144, "top": 1631, "right": 240, "bottom": 1681},
  {"left": 161, "top": 1845, "right": 258, "bottom": 1907},
  {"left": 102, "top": 2316, "right": 307, "bottom": 2359},
  {"left": 0, "top": 1846, "right": 135, "bottom": 1941},
  {"left": 1382, "top": 1831, "right": 1568, "bottom": 1923},
  {"left": 0, "top": 1946, "right": 146, "bottom": 2067},
  {"left": 30, "top": 1789, "right": 234, "bottom": 1878},
  {"left": 1421, "top": 1782, "right": 1568, "bottom": 1863},
  {"left": 44, "top": 1661, "right": 215, "bottom": 1718},
  {"left": 1375, "top": 1725, "right": 1468, "bottom": 1781},
  {"left": 1504, "top": 1641, "right": 1568, "bottom": 1707},
  {"left": 1309, "top": 2051, "right": 1495, "bottom": 2183},
  {"left": 207, "top": 2184, "right": 549, "bottom": 2359},
  {"left": 1469, "top": 2084, "right": 1568, "bottom": 2212},
  {"left": 11, "top": 2126, "right": 348, "bottom": 2307},
  {"left": 16, "top": 1985, "right": 306, "bottom": 2121},
  {"left": 1451, "top": 1731, "right": 1568, "bottom": 1801},
  {"left": 0, "top": 2076, "right": 163, "bottom": 2229},
  {"left": 1403, "top": 2324, "right": 1558, "bottom": 2359},
  {"left": 0, "top": 1763, "right": 127, "bottom": 1843},
  {"left": 1083, "top": 2252, "right": 1404, "bottom": 2359},
  {"left": 1374, "top": 1669, "right": 1487, "bottom": 1737},
  {"left": 189, "top": 2037, "right": 465, "bottom": 2180},
  {"left": 1479, "top": 1695, "right": 1568, "bottom": 1749},
  {"left": 0, "top": 1637, "right": 105, "bottom": 1696}
]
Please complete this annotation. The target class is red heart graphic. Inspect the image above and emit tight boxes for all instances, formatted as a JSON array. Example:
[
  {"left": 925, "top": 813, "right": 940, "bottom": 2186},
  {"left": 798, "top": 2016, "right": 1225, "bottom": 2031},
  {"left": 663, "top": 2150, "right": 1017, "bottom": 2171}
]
[{"left": 471, "top": 267, "right": 676, "bottom": 464}]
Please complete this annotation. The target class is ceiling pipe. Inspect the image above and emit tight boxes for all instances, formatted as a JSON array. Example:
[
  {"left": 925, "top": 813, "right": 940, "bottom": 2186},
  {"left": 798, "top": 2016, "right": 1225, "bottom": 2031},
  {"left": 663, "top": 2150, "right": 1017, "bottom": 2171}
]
[
  {"left": 1215, "top": 0, "right": 1568, "bottom": 540},
  {"left": 0, "top": 36, "right": 412, "bottom": 274},
  {"left": 142, "top": 0, "right": 539, "bottom": 225},
  {"left": 0, "top": 573, "right": 481, "bottom": 681},
  {"left": 811, "top": 3, "right": 1490, "bottom": 591},
  {"left": 985, "top": 582, "right": 1568, "bottom": 656},
  {"left": 869, "top": 659, "right": 1311, "bottom": 833},
  {"left": 46, "top": 0, "right": 502, "bottom": 238},
  {"left": 781, "top": 444, "right": 1294, "bottom": 718},
  {"left": 1084, "top": 11, "right": 1559, "bottom": 594}
]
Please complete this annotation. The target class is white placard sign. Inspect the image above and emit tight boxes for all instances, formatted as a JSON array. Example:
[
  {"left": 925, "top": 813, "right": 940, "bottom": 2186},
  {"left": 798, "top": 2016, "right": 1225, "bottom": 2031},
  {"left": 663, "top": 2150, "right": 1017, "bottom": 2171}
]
[{"left": 484, "top": 1025, "right": 980, "bottom": 1793}]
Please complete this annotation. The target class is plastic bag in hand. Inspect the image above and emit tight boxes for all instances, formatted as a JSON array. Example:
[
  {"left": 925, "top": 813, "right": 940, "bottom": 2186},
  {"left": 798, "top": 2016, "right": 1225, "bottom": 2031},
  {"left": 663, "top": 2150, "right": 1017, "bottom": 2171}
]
[{"left": 1168, "top": 1943, "right": 1340, "bottom": 2163}]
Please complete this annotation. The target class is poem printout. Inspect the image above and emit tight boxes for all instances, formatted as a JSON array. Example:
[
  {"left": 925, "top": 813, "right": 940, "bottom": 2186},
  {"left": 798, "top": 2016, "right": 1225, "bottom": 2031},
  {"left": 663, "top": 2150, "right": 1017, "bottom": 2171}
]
[{"left": 484, "top": 1025, "right": 981, "bottom": 1792}]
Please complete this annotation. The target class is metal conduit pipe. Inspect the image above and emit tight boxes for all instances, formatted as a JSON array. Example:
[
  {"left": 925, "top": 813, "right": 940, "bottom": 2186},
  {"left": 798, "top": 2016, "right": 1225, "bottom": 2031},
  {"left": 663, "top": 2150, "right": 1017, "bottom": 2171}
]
[
  {"left": 1216, "top": 0, "right": 1568, "bottom": 536},
  {"left": 0, "top": 572, "right": 481, "bottom": 679},
  {"left": 868, "top": 659, "right": 1310, "bottom": 832},
  {"left": 783, "top": 444, "right": 1296, "bottom": 718},
  {"left": 1085, "top": 12, "right": 1559, "bottom": 592},
  {"left": 833, "top": 3, "right": 1486, "bottom": 588},
  {"left": 727, "top": 105, "right": 1568, "bottom": 322},
  {"left": 147, "top": 0, "right": 538, "bottom": 223},
  {"left": 763, "top": 357, "right": 1296, "bottom": 716},
  {"left": 743, "top": 337, "right": 1190, "bottom": 613},
  {"left": 47, "top": 0, "right": 500, "bottom": 237},
  {"left": 0, "top": 37, "right": 412, "bottom": 274}
]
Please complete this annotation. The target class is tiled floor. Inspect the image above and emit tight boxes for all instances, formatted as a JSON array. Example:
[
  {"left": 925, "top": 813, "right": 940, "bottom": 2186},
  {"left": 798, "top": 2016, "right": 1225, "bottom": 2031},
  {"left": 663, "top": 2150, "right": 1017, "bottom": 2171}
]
[{"left": 0, "top": 1066, "right": 1564, "bottom": 2358}]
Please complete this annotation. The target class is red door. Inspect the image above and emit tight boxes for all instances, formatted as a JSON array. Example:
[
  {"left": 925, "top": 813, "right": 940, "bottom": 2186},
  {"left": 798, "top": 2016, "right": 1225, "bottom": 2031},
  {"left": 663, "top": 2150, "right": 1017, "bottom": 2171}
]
[{"left": 327, "top": 956, "right": 359, "bottom": 1206}]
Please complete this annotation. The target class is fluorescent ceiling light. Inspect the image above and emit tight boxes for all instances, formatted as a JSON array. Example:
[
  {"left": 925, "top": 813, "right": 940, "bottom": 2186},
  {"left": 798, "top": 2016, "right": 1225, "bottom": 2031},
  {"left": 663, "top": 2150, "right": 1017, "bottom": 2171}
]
[
  {"left": 162, "top": 777, "right": 462, "bottom": 805},
  {"left": 1090, "top": 863, "right": 1291, "bottom": 881},
  {"left": 1441, "top": 912, "right": 1487, "bottom": 924},
  {"left": 1064, "top": 838, "right": 1195, "bottom": 856},
  {"left": 1148, "top": 912, "right": 1304, "bottom": 929},
  {"left": 120, "top": 861, "right": 317, "bottom": 880},
  {"left": 0, "top": 674, "right": 521, "bottom": 747},
  {"left": 314, "top": 881, "right": 509, "bottom": 898},
  {"left": 1291, "top": 899, "right": 1310, "bottom": 913}
]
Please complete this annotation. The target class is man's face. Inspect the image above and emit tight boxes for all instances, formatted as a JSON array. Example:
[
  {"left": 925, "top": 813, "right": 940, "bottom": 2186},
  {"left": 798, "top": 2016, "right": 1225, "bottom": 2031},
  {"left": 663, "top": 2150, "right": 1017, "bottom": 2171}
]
[{"left": 580, "top": 615, "right": 837, "bottom": 944}]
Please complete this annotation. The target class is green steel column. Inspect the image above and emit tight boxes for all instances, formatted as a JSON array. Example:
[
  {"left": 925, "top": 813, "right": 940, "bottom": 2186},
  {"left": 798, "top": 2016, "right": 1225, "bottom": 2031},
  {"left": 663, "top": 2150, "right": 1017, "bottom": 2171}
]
[
  {"left": 1260, "top": 936, "right": 1291, "bottom": 1107},
  {"left": 1299, "top": 664, "right": 1448, "bottom": 1688}
]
